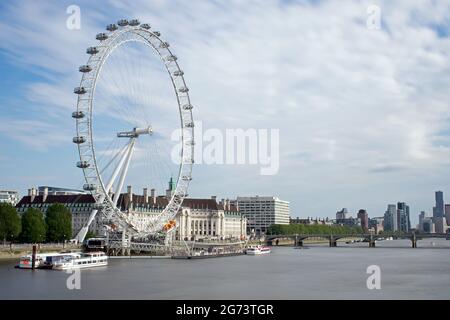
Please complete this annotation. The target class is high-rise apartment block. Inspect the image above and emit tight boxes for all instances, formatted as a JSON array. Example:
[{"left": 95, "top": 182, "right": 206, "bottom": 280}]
[
  {"left": 236, "top": 196, "right": 290, "bottom": 235},
  {"left": 434, "top": 191, "right": 444, "bottom": 218},
  {"left": 383, "top": 204, "right": 397, "bottom": 232},
  {"left": 357, "top": 209, "right": 369, "bottom": 232},
  {"left": 0, "top": 190, "right": 19, "bottom": 206}
]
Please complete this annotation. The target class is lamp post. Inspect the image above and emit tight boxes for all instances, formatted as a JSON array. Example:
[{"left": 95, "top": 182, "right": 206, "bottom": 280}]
[
  {"left": 9, "top": 234, "right": 13, "bottom": 253},
  {"left": 63, "top": 234, "right": 66, "bottom": 249}
]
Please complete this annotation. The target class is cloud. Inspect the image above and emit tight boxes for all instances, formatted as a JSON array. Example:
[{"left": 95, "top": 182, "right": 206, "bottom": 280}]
[
  {"left": 0, "top": 117, "right": 72, "bottom": 150},
  {"left": 369, "top": 165, "right": 407, "bottom": 174}
]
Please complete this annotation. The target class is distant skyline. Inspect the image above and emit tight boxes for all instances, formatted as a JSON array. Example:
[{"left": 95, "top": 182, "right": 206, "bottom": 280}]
[
  {"left": 1, "top": 1, "right": 450, "bottom": 226},
  {"left": 291, "top": 190, "right": 446, "bottom": 227}
]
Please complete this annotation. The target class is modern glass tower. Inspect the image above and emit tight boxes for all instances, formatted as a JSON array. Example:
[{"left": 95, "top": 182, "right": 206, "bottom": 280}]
[
  {"left": 434, "top": 191, "right": 444, "bottom": 218},
  {"left": 383, "top": 204, "right": 398, "bottom": 232},
  {"left": 397, "top": 202, "right": 410, "bottom": 233}
]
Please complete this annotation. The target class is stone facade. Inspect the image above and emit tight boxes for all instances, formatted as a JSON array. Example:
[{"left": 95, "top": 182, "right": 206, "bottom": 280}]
[{"left": 16, "top": 187, "right": 247, "bottom": 241}]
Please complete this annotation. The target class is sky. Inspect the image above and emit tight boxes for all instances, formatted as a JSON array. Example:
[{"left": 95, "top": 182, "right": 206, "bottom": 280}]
[{"left": 0, "top": 0, "right": 449, "bottom": 226}]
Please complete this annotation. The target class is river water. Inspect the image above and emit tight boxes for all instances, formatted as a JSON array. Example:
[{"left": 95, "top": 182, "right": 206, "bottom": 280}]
[{"left": 1, "top": 239, "right": 449, "bottom": 300}]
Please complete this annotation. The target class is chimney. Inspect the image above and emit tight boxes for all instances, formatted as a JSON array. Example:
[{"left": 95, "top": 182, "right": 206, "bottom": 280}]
[
  {"left": 127, "top": 186, "right": 133, "bottom": 203},
  {"left": 30, "top": 188, "right": 36, "bottom": 202},
  {"left": 43, "top": 187, "right": 48, "bottom": 202},
  {"left": 211, "top": 196, "right": 217, "bottom": 202},
  {"left": 151, "top": 188, "right": 156, "bottom": 205},
  {"left": 143, "top": 188, "right": 149, "bottom": 204},
  {"left": 225, "top": 199, "right": 230, "bottom": 211}
]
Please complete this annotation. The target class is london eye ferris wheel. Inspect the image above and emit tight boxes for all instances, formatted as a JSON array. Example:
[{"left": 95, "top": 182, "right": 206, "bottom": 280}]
[{"left": 71, "top": 19, "right": 194, "bottom": 243}]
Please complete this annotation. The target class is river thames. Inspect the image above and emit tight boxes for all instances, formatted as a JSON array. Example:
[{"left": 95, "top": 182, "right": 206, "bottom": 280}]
[{"left": 1, "top": 239, "right": 449, "bottom": 300}]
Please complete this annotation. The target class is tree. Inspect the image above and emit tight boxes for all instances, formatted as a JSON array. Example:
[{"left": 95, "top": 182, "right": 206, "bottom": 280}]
[
  {"left": 21, "top": 208, "right": 46, "bottom": 243},
  {"left": 45, "top": 203, "right": 72, "bottom": 242},
  {"left": 267, "top": 224, "right": 363, "bottom": 236},
  {"left": 0, "top": 203, "right": 21, "bottom": 244}
]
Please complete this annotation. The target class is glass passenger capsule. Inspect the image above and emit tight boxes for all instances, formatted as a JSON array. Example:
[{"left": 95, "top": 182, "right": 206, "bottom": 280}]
[
  {"left": 73, "top": 136, "right": 86, "bottom": 144},
  {"left": 83, "top": 184, "right": 97, "bottom": 191},
  {"left": 76, "top": 161, "right": 90, "bottom": 168},
  {"left": 79, "top": 65, "right": 92, "bottom": 73},
  {"left": 96, "top": 33, "right": 108, "bottom": 41},
  {"left": 74, "top": 87, "right": 86, "bottom": 94},
  {"left": 106, "top": 24, "right": 118, "bottom": 31},
  {"left": 86, "top": 47, "right": 99, "bottom": 55},
  {"left": 129, "top": 19, "right": 140, "bottom": 26},
  {"left": 117, "top": 19, "right": 129, "bottom": 26},
  {"left": 72, "top": 111, "right": 85, "bottom": 119}
]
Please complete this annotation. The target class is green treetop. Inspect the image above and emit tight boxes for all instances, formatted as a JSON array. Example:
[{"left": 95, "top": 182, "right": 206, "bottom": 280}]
[
  {"left": 45, "top": 203, "right": 72, "bottom": 242},
  {"left": 0, "top": 203, "right": 21, "bottom": 243},
  {"left": 21, "top": 208, "right": 46, "bottom": 243}
]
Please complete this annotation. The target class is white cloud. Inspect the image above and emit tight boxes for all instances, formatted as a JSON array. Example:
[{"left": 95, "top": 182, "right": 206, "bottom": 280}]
[{"left": 0, "top": 118, "right": 71, "bottom": 150}]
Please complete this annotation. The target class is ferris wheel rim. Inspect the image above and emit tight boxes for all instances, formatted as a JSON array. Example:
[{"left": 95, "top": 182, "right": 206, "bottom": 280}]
[{"left": 73, "top": 20, "right": 194, "bottom": 237}]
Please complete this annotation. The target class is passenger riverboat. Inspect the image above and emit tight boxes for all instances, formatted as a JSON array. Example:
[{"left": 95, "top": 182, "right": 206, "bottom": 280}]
[
  {"left": 18, "top": 252, "right": 82, "bottom": 269},
  {"left": 19, "top": 253, "right": 50, "bottom": 269},
  {"left": 52, "top": 251, "right": 108, "bottom": 270},
  {"left": 245, "top": 245, "right": 271, "bottom": 255}
]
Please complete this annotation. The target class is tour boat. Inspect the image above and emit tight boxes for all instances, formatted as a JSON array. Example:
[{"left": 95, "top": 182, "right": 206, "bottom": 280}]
[
  {"left": 18, "top": 253, "right": 50, "bottom": 269},
  {"left": 18, "top": 252, "right": 83, "bottom": 269},
  {"left": 41, "top": 252, "right": 83, "bottom": 269},
  {"left": 246, "top": 245, "right": 271, "bottom": 255},
  {"left": 52, "top": 252, "right": 108, "bottom": 270}
]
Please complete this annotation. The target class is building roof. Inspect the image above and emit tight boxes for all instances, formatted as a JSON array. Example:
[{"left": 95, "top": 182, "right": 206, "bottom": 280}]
[
  {"left": 119, "top": 194, "right": 168, "bottom": 209},
  {"left": 16, "top": 193, "right": 239, "bottom": 212},
  {"left": 16, "top": 194, "right": 95, "bottom": 206},
  {"left": 236, "top": 196, "right": 288, "bottom": 203},
  {"left": 37, "top": 186, "right": 85, "bottom": 194},
  {"left": 121, "top": 195, "right": 239, "bottom": 212},
  {"left": 182, "top": 198, "right": 220, "bottom": 210}
]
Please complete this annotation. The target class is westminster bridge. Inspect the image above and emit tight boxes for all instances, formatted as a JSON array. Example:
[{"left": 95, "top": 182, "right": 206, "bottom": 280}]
[{"left": 265, "top": 233, "right": 450, "bottom": 248}]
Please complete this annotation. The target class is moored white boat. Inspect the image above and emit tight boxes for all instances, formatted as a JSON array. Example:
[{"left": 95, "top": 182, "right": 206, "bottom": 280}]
[
  {"left": 53, "top": 252, "right": 108, "bottom": 270},
  {"left": 19, "top": 253, "right": 50, "bottom": 269},
  {"left": 42, "top": 252, "right": 83, "bottom": 269},
  {"left": 246, "top": 245, "right": 271, "bottom": 255},
  {"left": 18, "top": 252, "right": 83, "bottom": 269}
]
